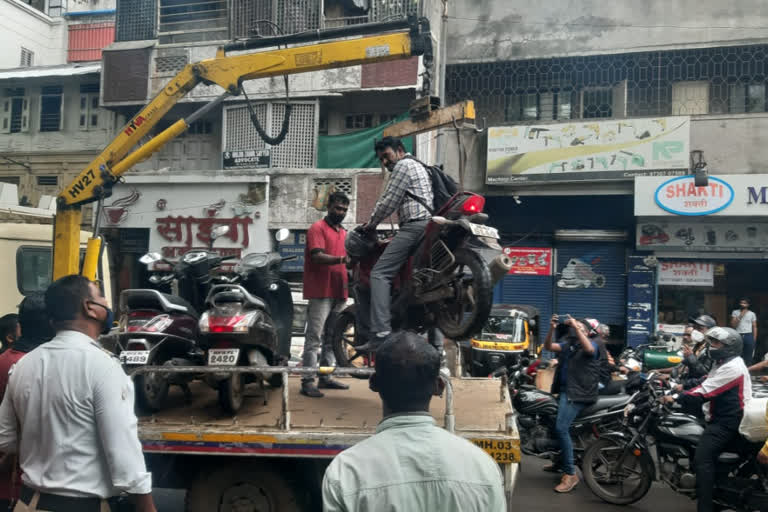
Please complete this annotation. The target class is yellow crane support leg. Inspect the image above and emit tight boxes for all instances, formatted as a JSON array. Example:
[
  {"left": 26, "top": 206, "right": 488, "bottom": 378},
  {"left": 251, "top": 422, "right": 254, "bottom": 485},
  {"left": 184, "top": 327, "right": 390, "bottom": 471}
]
[{"left": 53, "top": 207, "right": 84, "bottom": 280}]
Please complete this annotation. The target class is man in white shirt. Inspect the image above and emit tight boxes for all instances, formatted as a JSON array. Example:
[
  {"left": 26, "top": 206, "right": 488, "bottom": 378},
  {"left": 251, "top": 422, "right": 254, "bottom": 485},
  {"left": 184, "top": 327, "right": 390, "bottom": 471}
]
[
  {"left": 731, "top": 297, "right": 758, "bottom": 365},
  {"left": 0, "top": 275, "right": 156, "bottom": 512},
  {"left": 322, "top": 331, "right": 505, "bottom": 512}
]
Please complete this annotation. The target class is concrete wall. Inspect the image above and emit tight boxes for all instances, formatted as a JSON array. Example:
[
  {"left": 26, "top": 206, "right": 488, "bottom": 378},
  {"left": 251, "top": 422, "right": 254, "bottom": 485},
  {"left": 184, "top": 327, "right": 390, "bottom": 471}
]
[
  {"left": 691, "top": 115, "right": 768, "bottom": 175},
  {"left": 0, "top": 0, "right": 67, "bottom": 68},
  {"left": 447, "top": 0, "right": 768, "bottom": 64}
]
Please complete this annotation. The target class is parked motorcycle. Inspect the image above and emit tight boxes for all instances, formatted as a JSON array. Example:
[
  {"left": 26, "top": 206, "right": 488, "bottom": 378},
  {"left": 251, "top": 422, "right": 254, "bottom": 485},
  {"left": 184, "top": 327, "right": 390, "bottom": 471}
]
[
  {"left": 505, "top": 358, "right": 633, "bottom": 465},
  {"left": 199, "top": 229, "right": 295, "bottom": 414},
  {"left": 117, "top": 225, "right": 234, "bottom": 411},
  {"left": 332, "top": 191, "right": 512, "bottom": 367},
  {"left": 581, "top": 376, "right": 768, "bottom": 509}
]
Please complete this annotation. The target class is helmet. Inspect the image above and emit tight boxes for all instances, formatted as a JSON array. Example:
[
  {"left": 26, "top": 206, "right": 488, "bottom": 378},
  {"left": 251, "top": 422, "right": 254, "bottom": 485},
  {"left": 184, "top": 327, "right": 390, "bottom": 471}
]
[
  {"left": 584, "top": 318, "right": 600, "bottom": 337},
  {"left": 690, "top": 314, "right": 716, "bottom": 330},
  {"left": 345, "top": 228, "right": 375, "bottom": 262},
  {"left": 597, "top": 323, "right": 611, "bottom": 338},
  {"left": 705, "top": 326, "right": 743, "bottom": 360}
]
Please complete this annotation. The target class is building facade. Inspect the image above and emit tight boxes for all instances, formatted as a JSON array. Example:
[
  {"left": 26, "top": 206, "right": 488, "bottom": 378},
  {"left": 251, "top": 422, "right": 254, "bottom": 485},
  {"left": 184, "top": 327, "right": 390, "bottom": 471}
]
[{"left": 445, "top": 0, "right": 768, "bottom": 347}]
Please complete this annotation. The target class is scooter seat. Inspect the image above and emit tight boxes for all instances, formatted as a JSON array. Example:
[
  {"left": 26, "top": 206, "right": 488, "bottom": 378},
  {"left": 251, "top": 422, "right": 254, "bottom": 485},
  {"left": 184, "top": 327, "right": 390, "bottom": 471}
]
[
  {"left": 578, "top": 394, "right": 631, "bottom": 418},
  {"left": 121, "top": 289, "right": 198, "bottom": 317}
]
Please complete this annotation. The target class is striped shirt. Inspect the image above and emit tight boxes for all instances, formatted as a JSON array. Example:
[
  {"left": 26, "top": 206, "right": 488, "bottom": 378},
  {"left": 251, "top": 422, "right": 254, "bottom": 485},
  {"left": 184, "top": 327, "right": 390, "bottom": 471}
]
[{"left": 369, "top": 154, "right": 433, "bottom": 226}]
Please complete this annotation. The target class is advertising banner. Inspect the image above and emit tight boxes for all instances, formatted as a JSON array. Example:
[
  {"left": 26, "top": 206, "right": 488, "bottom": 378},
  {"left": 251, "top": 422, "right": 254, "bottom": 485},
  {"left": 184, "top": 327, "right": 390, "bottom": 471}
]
[
  {"left": 503, "top": 247, "right": 553, "bottom": 275},
  {"left": 658, "top": 261, "right": 714, "bottom": 287},
  {"left": 487, "top": 116, "right": 690, "bottom": 184},
  {"left": 636, "top": 220, "right": 768, "bottom": 252}
]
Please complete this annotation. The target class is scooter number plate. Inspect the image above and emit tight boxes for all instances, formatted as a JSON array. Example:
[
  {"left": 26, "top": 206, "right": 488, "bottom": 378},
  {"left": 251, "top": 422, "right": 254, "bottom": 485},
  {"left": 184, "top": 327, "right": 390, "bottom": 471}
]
[
  {"left": 120, "top": 350, "right": 150, "bottom": 365},
  {"left": 208, "top": 349, "right": 240, "bottom": 366},
  {"left": 469, "top": 223, "right": 499, "bottom": 239}
]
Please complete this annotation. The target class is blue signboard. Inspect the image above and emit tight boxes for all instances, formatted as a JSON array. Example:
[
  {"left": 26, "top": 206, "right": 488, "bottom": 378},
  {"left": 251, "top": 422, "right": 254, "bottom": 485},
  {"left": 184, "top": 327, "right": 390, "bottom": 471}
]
[{"left": 278, "top": 231, "right": 306, "bottom": 272}]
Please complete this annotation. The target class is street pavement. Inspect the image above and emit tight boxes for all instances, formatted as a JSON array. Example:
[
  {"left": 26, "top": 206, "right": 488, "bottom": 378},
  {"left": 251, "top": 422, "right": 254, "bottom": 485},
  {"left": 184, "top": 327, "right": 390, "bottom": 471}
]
[{"left": 153, "top": 455, "right": 697, "bottom": 511}]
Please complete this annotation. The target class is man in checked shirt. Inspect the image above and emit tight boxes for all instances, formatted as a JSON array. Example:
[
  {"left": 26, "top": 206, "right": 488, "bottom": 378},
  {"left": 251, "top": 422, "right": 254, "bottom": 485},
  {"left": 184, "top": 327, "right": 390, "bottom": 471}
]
[{"left": 356, "top": 136, "right": 433, "bottom": 353}]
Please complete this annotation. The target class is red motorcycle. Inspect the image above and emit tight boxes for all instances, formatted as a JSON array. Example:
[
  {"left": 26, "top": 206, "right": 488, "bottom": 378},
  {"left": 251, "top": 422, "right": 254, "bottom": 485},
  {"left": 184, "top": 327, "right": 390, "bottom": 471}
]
[{"left": 332, "top": 191, "right": 512, "bottom": 368}]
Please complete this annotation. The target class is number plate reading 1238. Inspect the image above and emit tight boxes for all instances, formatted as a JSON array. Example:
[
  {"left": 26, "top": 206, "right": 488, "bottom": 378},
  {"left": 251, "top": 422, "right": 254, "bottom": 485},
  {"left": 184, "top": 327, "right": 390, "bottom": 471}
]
[
  {"left": 471, "top": 438, "right": 520, "bottom": 463},
  {"left": 208, "top": 348, "right": 240, "bottom": 365}
]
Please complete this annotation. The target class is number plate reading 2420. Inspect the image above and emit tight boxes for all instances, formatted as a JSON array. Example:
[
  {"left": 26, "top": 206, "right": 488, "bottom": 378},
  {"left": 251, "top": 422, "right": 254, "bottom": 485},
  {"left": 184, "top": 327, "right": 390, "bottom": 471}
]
[
  {"left": 208, "top": 348, "right": 240, "bottom": 365},
  {"left": 471, "top": 438, "right": 520, "bottom": 463}
]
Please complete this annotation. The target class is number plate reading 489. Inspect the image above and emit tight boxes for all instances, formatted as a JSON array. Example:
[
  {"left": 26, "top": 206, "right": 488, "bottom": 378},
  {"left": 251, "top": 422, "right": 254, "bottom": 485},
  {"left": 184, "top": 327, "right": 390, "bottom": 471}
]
[
  {"left": 471, "top": 438, "right": 520, "bottom": 463},
  {"left": 208, "top": 348, "right": 240, "bottom": 365}
]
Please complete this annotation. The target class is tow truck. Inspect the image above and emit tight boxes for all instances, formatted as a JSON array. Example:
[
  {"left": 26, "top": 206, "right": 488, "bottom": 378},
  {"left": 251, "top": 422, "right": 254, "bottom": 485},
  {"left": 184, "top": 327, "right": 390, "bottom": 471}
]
[{"left": 49, "top": 16, "right": 518, "bottom": 510}]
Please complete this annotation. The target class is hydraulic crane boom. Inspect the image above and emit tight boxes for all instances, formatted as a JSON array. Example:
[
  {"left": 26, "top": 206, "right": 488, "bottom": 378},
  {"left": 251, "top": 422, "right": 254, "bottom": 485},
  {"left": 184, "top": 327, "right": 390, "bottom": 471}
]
[{"left": 54, "top": 17, "right": 432, "bottom": 281}]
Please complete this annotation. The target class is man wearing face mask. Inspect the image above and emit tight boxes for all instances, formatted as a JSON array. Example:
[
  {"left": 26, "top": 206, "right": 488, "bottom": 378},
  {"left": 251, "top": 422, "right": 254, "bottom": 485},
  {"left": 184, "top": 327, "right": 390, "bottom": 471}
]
[
  {"left": 0, "top": 275, "right": 156, "bottom": 512},
  {"left": 662, "top": 327, "right": 752, "bottom": 512}
]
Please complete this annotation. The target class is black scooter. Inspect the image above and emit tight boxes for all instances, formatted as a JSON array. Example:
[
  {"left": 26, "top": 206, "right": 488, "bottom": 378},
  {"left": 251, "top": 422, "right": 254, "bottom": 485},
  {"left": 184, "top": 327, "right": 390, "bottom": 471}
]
[
  {"left": 118, "top": 225, "right": 235, "bottom": 411},
  {"left": 199, "top": 228, "right": 295, "bottom": 413}
]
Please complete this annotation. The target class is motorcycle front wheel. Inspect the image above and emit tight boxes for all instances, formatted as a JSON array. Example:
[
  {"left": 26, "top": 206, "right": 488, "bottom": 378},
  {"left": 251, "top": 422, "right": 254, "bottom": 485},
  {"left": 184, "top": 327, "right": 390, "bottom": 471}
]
[
  {"left": 218, "top": 374, "right": 244, "bottom": 414},
  {"left": 582, "top": 437, "right": 654, "bottom": 505},
  {"left": 436, "top": 248, "right": 493, "bottom": 339}
]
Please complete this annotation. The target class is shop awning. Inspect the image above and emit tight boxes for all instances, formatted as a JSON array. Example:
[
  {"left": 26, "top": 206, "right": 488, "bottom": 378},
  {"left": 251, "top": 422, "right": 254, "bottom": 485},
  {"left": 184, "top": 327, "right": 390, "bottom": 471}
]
[{"left": 0, "top": 63, "right": 101, "bottom": 81}]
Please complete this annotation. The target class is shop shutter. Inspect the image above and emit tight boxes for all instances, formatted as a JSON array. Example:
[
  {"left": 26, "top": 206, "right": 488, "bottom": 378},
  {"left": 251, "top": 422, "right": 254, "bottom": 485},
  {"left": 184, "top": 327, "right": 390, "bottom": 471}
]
[
  {"left": 554, "top": 243, "right": 627, "bottom": 325},
  {"left": 494, "top": 274, "right": 553, "bottom": 343}
]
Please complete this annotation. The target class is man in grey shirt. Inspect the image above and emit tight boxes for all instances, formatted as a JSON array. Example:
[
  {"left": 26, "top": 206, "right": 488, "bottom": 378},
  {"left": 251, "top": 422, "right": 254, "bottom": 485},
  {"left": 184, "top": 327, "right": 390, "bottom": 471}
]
[
  {"left": 731, "top": 297, "right": 758, "bottom": 364},
  {"left": 322, "top": 331, "right": 505, "bottom": 511}
]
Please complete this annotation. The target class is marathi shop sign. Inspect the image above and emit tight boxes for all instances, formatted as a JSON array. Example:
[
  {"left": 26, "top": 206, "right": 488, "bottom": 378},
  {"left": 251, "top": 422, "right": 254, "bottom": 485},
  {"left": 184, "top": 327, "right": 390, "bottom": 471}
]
[
  {"left": 658, "top": 261, "right": 714, "bottom": 287},
  {"left": 653, "top": 176, "right": 734, "bottom": 216},
  {"left": 635, "top": 174, "right": 768, "bottom": 217},
  {"left": 487, "top": 116, "right": 690, "bottom": 184},
  {"left": 503, "top": 247, "right": 553, "bottom": 275}
]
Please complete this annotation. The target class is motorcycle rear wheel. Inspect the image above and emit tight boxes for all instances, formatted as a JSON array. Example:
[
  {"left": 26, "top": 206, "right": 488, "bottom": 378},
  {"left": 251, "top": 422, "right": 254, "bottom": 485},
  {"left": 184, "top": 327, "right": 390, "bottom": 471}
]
[
  {"left": 436, "top": 248, "right": 493, "bottom": 339},
  {"left": 582, "top": 437, "right": 654, "bottom": 505},
  {"left": 134, "top": 363, "right": 170, "bottom": 413},
  {"left": 218, "top": 374, "right": 244, "bottom": 414},
  {"left": 331, "top": 310, "right": 371, "bottom": 377}
]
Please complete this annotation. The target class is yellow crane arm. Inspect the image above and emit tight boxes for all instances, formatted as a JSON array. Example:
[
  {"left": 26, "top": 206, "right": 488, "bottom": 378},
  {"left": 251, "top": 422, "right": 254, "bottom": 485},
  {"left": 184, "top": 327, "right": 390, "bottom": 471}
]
[{"left": 54, "top": 18, "right": 432, "bottom": 281}]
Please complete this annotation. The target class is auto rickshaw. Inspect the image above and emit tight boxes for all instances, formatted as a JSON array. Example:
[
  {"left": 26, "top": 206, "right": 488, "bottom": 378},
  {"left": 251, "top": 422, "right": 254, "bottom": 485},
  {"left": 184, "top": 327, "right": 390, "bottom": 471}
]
[{"left": 462, "top": 304, "right": 539, "bottom": 377}]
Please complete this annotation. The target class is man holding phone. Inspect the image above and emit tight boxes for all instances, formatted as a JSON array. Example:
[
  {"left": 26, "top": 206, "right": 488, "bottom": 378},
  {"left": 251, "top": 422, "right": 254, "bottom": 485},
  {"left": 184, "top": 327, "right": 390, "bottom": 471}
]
[{"left": 543, "top": 314, "right": 600, "bottom": 493}]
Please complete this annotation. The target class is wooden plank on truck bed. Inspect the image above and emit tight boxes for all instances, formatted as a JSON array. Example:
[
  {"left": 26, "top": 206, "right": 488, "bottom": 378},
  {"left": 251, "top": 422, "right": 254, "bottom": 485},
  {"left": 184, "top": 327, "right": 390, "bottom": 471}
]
[{"left": 137, "top": 377, "right": 519, "bottom": 462}]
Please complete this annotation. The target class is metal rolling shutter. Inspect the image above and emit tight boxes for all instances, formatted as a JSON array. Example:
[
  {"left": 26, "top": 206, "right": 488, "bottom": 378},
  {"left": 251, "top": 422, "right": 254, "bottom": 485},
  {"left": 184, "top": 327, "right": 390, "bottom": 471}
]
[
  {"left": 554, "top": 243, "right": 627, "bottom": 325},
  {"left": 494, "top": 274, "right": 553, "bottom": 343}
]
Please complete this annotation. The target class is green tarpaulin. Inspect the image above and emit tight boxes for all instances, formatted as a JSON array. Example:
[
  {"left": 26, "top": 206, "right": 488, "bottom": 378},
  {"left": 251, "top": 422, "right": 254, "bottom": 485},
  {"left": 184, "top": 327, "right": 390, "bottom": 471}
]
[{"left": 316, "top": 113, "right": 413, "bottom": 168}]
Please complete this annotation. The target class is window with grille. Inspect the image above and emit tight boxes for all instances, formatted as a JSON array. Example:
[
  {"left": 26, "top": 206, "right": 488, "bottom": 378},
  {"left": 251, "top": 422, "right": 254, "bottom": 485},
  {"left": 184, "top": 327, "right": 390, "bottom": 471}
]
[
  {"left": 378, "top": 114, "right": 398, "bottom": 125},
  {"left": 230, "top": 0, "right": 319, "bottom": 39},
  {"left": 369, "top": 0, "right": 420, "bottom": 22},
  {"left": 0, "top": 177, "right": 20, "bottom": 186},
  {"left": 47, "top": 0, "right": 65, "bottom": 17},
  {"left": 20, "top": 48, "right": 34, "bottom": 68},
  {"left": 78, "top": 83, "right": 101, "bottom": 131},
  {"left": 154, "top": 54, "right": 189, "bottom": 75},
  {"left": 1, "top": 89, "right": 28, "bottom": 134},
  {"left": 447, "top": 45, "right": 768, "bottom": 123},
  {"left": 40, "top": 86, "right": 63, "bottom": 132},
  {"left": 223, "top": 101, "right": 317, "bottom": 168},
  {"left": 345, "top": 114, "right": 373, "bottom": 130},
  {"left": 313, "top": 178, "right": 353, "bottom": 198},
  {"left": 116, "top": 0, "right": 157, "bottom": 41},
  {"left": 158, "top": 0, "right": 228, "bottom": 44},
  {"left": 37, "top": 176, "right": 58, "bottom": 186}
]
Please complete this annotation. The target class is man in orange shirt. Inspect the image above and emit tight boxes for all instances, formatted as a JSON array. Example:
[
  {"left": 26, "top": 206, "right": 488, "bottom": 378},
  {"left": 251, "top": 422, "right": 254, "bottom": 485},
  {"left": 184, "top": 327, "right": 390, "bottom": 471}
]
[{"left": 0, "top": 293, "right": 52, "bottom": 510}]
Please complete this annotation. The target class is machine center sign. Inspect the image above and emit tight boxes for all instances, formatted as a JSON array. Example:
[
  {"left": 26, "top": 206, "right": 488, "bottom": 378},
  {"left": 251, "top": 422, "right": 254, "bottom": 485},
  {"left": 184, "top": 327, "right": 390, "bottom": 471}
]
[{"left": 654, "top": 176, "right": 734, "bottom": 216}]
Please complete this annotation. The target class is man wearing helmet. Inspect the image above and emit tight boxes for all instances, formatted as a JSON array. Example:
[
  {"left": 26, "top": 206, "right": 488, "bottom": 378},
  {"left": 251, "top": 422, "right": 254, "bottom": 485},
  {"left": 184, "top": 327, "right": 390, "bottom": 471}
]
[{"left": 662, "top": 326, "right": 752, "bottom": 512}]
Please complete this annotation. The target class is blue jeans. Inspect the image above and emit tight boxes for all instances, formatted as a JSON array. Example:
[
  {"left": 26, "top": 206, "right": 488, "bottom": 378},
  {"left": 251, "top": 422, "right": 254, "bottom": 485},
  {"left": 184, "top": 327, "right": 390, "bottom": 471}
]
[
  {"left": 555, "top": 392, "right": 586, "bottom": 475},
  {"left": 741, "top": 333, "right": 755, "bottom": 366}
]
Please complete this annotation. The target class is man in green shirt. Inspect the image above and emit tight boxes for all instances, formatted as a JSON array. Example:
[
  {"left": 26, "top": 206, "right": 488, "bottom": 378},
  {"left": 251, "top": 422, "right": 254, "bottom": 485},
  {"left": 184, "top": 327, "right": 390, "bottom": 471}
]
[{"left": 322, "top": 331, "right": 505, "bottom": 511}]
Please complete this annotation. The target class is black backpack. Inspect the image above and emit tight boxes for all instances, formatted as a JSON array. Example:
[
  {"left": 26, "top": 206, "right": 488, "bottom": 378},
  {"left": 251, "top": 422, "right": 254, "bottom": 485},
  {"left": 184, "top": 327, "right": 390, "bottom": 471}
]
[{"left": 403, "top": 156, "right": 459, "bottom": 214}]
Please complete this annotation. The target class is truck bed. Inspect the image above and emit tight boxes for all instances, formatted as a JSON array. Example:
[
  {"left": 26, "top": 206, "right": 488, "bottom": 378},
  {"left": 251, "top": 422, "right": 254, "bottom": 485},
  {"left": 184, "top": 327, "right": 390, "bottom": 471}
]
[{"left": 138, "top": 376, "right": 518, "bottom": 460}]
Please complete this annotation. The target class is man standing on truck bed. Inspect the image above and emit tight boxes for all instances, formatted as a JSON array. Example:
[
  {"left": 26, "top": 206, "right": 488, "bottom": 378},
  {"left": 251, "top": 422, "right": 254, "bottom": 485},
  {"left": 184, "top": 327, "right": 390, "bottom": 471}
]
[
  {"left": 355, "top": 137, "right": 433, "bottom": 353},
  {"left": 0, "top": 275, "right": 156, "bottom": 512},
  {"left": 301, "top": 191, "right": 352, "bottom": 398},
  {"left": 322, "top": 331, "right": 505, "bottom": 511}
]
